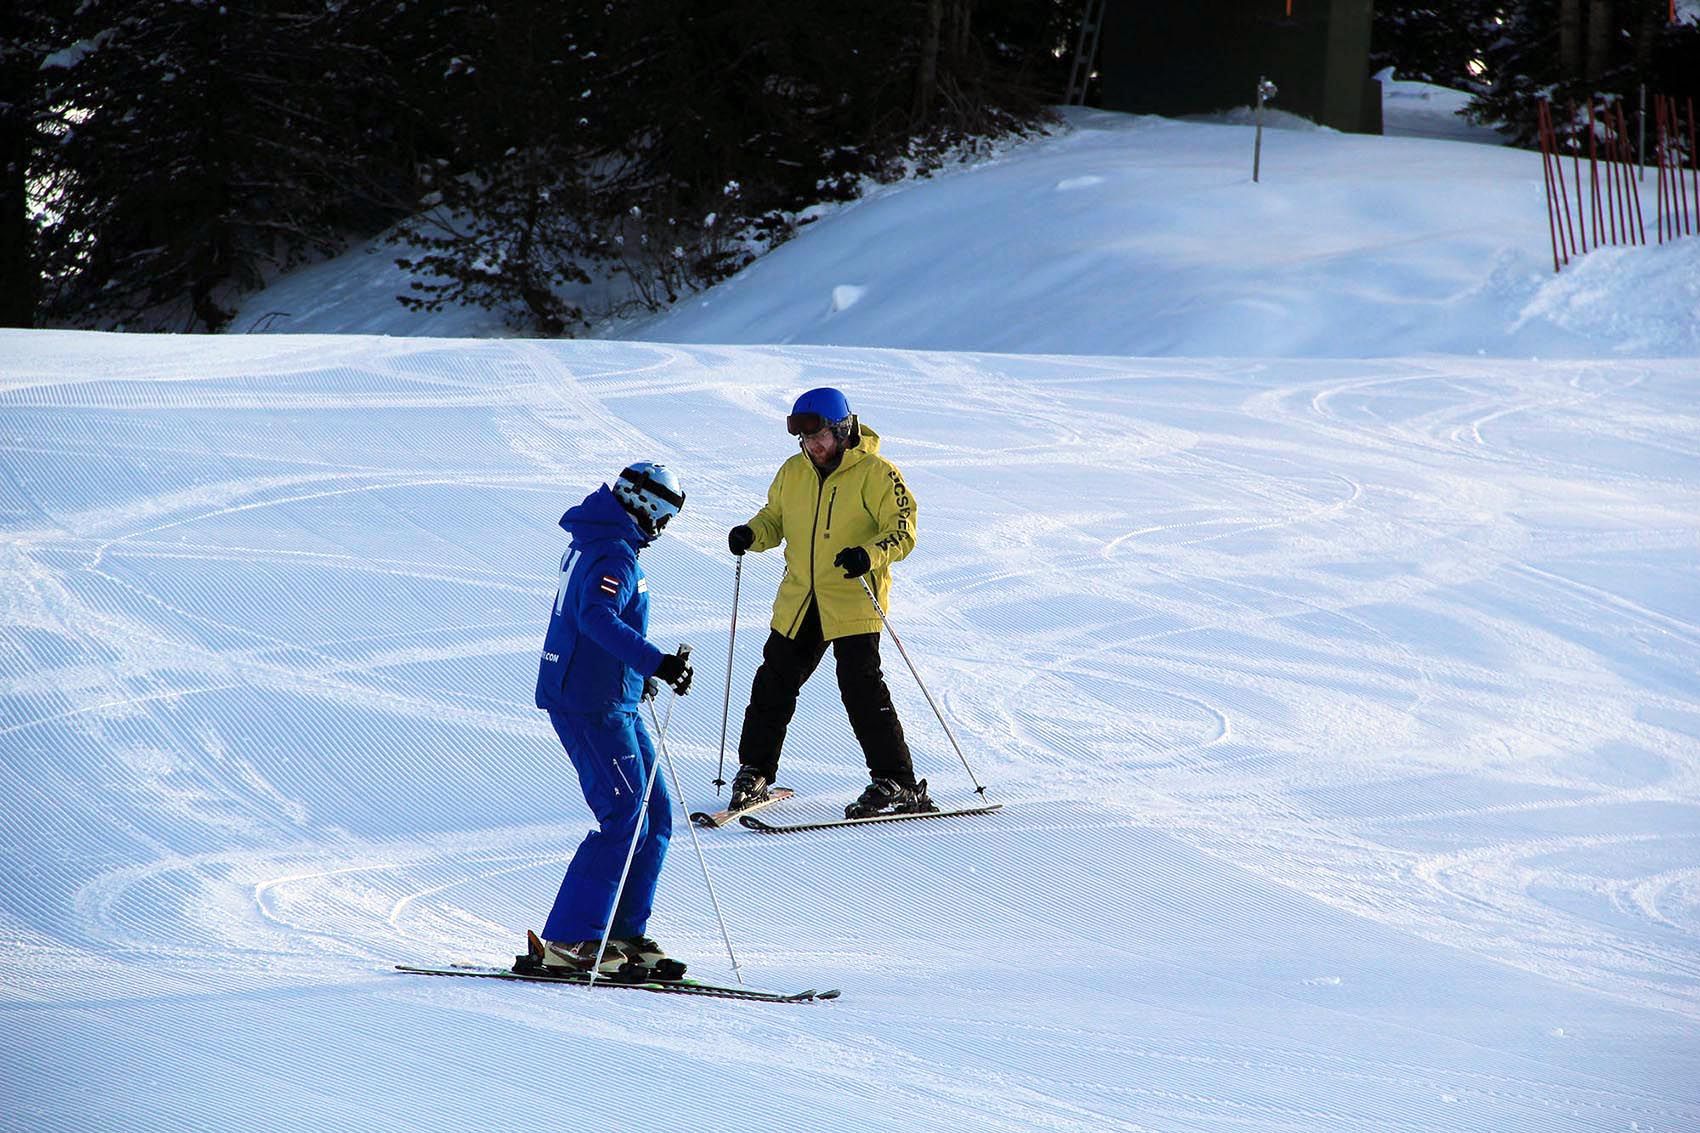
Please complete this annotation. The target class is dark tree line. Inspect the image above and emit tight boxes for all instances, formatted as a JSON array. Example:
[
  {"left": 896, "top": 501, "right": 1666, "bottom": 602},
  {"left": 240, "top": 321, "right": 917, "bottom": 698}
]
[
  {"left": 17, "top": 2, "right": 1688, "bottom": 335},
  {"left": 6, "top": 0, "right": 1075, "bottom": 334},
  {"left": 1374, "top": 0, "right": 1700, "bottom": 145}
]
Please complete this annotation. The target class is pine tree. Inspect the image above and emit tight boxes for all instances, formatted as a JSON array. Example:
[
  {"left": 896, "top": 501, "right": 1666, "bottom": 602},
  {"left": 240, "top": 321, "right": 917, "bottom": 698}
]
[
  {"left": 1, "top": 0, "right": 77, "bottom": 328},
  {"left": 1467, "top": 0, "right": 1699, "bottom": 145},
  {"left": 29, "top": 0, "right": 1071, "bottom": 335},
  {"left": 42, "top": 0, "right": 393, "bottom": 331},
  {"left": 1371, "top": 0, "right": 1498, "bottom": 90},
  {"left": 389, "top": 1, "right": 606, "bottom": 335},
  {"left": 527, "top": 0, "right": 1062, "bottom": 326}
]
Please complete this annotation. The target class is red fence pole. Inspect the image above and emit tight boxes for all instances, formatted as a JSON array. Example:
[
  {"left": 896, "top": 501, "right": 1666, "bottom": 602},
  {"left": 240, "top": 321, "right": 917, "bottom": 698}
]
[
  {"left": 1671, "top": 96, "right": 1686, "bottom": 238},
  {"left": 1611, "top": 102, "right": 1638, "bottom": 243},
  {"left": 1589, "top": 101, "right": 1608, "bottom": 245},
  {"left": 1606, "top": 100, "right": 1626, "bottom": 243},
  {"left": 1618, "top": 102, "right": 1645, "bottom": 243},
  {"left": 1679, "top": 96, "right": 1693, "bottom": 236},
  {"left": 1656, "top": 95, "right": 1669, "bottom": 243},
  {"left": 1677, "top": 94, "right": 1691, "bottom": 238},
  {"left": 1569, "top": 104, "right": 1588, "bottom": 253},
  {"left": 1604, "top": 99, "right": 1618, "bottom": 244},
  {"left": 1552, "top": 106, "right": 1578, "bottom": 258},
  {"left": 1538, "top": 101, "right": 1565, "bottom": 271}
]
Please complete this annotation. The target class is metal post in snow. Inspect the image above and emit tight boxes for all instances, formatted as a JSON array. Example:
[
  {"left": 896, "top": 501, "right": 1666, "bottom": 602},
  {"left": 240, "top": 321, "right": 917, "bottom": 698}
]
[{"left": 1253, "top": 77, "right": 1278, "bottom": 183}]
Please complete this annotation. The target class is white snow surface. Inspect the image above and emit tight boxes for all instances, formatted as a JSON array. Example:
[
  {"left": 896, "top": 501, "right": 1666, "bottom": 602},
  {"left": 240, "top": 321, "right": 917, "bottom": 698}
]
[{"left": 7, "top": 104, "right": 1700, "bottom": 1133}]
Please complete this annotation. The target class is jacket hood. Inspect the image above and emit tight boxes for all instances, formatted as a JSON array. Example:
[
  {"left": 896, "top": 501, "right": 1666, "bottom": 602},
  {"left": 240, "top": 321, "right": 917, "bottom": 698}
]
[{"left": 560, "top": 484, "right": 648, "bottom": 549}]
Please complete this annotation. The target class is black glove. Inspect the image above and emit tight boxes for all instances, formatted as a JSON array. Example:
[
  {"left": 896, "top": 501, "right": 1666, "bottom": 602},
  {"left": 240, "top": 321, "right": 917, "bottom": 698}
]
[
  {"left": 727, "top": 525, "right": 754, "bottom": 556},
  {"left": 834, "top": 545, "right": 871, "bottom": 579},
  {"left": 653, "top": 650, "right": 693, "bottom": 695},
  {"left": 642, "top": 676, "right": 660, "bottom": 702}
]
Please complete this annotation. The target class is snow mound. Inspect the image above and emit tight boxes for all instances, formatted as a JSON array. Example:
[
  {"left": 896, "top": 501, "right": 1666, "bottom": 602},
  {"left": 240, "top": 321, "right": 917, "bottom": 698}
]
[
  {"left": 829, "top": 284, "right": 867, "bottom": 313},
  {"left": 1518, "top": 239, "right": 1700, "bottom": 355}
]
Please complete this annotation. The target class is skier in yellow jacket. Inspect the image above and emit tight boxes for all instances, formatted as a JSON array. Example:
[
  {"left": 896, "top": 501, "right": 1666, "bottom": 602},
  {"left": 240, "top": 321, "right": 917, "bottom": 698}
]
[{"left": 725, "top": 387, "right": 936, "bottom": 819}]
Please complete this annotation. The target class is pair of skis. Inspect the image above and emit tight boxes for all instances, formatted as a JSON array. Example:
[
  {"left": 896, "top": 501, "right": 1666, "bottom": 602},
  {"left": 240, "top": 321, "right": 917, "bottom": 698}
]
[
  {"left": 395, "top": 961, "right": 837, "bottom": 1003},
  {"left": 398, "top": 791, "right": 999, "bottom": 1004},
  {"left": 397, "top": 928, "right": 836, "bottom": 1003},
  {"left": 688, "top": 785, "right": 1001, "bottom": 834}
]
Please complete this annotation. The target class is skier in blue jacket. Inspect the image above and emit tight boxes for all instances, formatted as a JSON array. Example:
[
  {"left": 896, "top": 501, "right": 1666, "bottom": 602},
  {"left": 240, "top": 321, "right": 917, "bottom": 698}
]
[{"left": 528, "top": 462, "right": 694, "bottom": 977}]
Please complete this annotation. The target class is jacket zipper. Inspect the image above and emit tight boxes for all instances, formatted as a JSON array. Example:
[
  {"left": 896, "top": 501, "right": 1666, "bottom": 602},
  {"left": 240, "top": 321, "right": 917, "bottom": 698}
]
[
  {"left": 824, "top": 486, "right": 838, "bottom": 535},
  {"left": 788, "top": 472, "right": 830, "bottom": 637}
]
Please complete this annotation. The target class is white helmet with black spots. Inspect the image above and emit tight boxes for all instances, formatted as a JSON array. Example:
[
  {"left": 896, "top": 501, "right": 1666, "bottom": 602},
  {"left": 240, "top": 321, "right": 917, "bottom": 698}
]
[{"left": 612, "top": 462, "right": 685, "bottom": 537}]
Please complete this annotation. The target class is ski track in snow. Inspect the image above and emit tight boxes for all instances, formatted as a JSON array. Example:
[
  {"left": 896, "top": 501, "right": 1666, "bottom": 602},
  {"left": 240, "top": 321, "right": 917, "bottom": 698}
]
[{"left": 2, "top": 333, "right": 1698, "bottom": 1132}]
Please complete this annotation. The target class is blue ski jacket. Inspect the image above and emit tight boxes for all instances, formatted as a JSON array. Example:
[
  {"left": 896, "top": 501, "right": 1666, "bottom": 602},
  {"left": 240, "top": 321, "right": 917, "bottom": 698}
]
[{"left": 534, "top": 485, "right": 665, "bottom": 713}]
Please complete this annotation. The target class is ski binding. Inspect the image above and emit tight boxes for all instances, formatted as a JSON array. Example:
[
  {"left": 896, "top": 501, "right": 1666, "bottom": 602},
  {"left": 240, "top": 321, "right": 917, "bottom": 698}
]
[{"left": 689, "top": 786, "right": 795, "bottom": 828}]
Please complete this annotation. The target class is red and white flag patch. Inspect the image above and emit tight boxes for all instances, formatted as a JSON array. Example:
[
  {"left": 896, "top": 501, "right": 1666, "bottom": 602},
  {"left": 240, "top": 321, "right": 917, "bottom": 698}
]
[{"left": 599, "top": 574, "right": 621, "bottom": 596}]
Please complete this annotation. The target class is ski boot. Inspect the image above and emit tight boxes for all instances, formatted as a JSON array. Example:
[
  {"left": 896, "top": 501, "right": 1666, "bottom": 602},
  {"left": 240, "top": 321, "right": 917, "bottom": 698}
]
[
  {"left": 521, "top": 930, "right": 635, "bottom": 977},
  {"left": 844, "top": 777, "right": 938, "bottom": 819},
  {"left": 615, "top": 934, "right": 687, "bottom": 981},
  {"left": 513, "top": 925, "right": 652, "bottom": 979},
  {"left": 728, "top": 765, "right": 771, "bottom": 811}
]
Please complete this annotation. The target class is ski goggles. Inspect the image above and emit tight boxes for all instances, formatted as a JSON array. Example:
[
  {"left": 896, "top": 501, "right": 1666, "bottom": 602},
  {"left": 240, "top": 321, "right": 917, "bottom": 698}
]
[
  {"left": 617, "top": 466, "right": 686, "bottom": 510},
  {"left": 786, "top": 412, "right": 840, "bottom": 437}
]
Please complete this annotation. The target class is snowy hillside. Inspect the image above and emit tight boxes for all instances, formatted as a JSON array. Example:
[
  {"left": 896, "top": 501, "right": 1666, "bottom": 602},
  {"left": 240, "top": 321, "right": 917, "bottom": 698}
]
[
  {"left": 6, "top": 100, "right": 1700, "bottom": 1133},
  {"left": 232, "top": 105, "right": 1700, "bottom": 359}
]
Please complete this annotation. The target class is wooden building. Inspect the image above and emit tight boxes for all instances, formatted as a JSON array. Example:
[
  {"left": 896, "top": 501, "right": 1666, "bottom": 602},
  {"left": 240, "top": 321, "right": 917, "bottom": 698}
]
[{"left": 1094, "top": 0, "right": 1382, "bottom": 134}]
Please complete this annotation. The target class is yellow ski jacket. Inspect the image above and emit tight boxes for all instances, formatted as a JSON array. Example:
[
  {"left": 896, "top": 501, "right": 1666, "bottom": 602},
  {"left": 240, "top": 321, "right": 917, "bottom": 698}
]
[{"left": 745, "top": 425, "right": 917, "bottom": 640}]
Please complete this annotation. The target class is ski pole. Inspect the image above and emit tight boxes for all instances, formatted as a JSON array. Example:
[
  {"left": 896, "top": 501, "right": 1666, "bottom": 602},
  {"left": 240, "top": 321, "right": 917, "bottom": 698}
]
[
  {"left": 661, "top": 664, "right": 678, "bottom": 739},
  {"left": 858, "top": 575, "right": 988, "bottom": 798},
  {"left": 714, "top": 554, "right": 744, "bottom": 793},
  {"left": 647, "top": 693, "right": 747, "bottom": 986},
  {"left": 590, "top": 645, "right": 689, "bottom": 985}
]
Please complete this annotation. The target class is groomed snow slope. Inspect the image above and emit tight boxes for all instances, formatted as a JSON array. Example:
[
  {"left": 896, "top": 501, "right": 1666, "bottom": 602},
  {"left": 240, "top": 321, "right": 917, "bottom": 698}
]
[{"left": 3, "top": 332, "right": 1697, "bottom": 1133}]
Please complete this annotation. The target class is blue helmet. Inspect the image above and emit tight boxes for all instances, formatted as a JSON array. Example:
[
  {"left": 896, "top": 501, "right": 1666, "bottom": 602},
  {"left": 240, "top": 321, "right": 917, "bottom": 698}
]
[
  {"left": 613, "top": 461, "right": 685, "bottom": 536},
  {"left": 787, "top": 387, "right": 853, "bottom": 438}
]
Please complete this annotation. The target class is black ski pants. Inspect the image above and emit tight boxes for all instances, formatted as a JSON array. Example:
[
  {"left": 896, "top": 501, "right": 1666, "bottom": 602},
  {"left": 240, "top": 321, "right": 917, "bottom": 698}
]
[{"left": 737, "top": 601, "right": 914, "bottom": 786}]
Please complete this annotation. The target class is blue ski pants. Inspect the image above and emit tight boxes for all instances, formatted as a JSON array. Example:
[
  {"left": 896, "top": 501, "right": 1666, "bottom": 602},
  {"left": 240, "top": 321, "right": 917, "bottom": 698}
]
[{"left": 542, "top": 707, "right": 672, "bottom": 944}]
